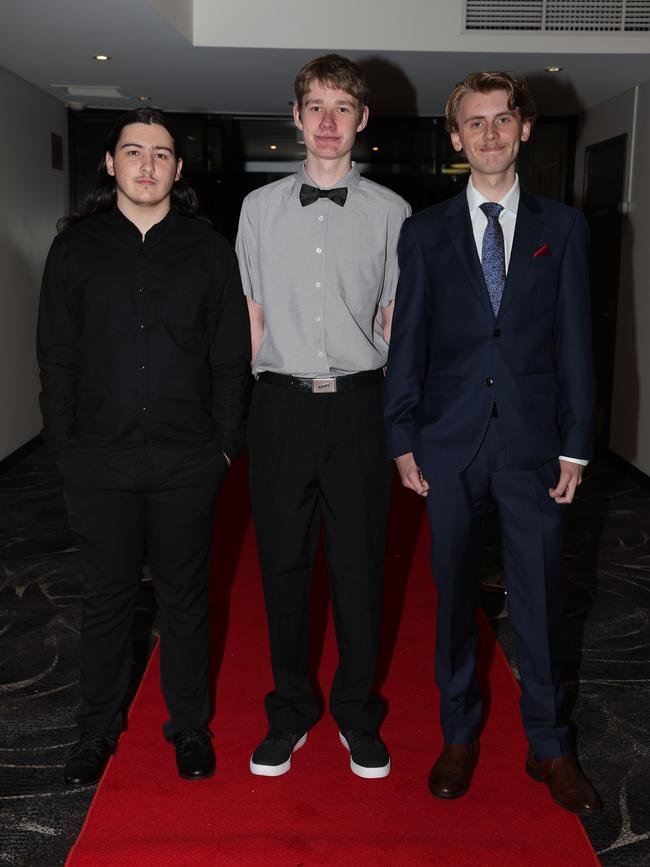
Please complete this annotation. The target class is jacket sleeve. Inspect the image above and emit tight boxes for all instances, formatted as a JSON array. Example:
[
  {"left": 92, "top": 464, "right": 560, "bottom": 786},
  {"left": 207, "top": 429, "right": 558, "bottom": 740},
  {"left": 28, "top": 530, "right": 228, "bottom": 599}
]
[
  {"left": 383, "top": 218, "right": 431, "bottom": 458},
  {"left": 36, "top": 234, "right": 77, "bottom": 452},
  {"left": 553, "top": 210, "right": 596, "bottom": 460},
  {"left": 209, "top": 239, "right": 252, "bottom": 458}
]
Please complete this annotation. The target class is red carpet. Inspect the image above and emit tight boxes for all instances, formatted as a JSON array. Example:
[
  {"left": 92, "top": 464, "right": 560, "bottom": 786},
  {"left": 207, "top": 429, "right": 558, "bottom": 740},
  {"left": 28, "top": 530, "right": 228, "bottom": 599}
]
[{"left": 67, "top": 459, "right": 599, "bottom": 866}]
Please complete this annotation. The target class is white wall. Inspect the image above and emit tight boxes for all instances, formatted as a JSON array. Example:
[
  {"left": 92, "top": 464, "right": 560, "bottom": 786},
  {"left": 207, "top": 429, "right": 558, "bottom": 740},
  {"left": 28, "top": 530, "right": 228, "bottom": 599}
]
[
  {"left": 0, "top": 66, "right": 66, "bottom": 461},
  {"left": 575, "top": 81, "right": 650, "bottom": 476}
]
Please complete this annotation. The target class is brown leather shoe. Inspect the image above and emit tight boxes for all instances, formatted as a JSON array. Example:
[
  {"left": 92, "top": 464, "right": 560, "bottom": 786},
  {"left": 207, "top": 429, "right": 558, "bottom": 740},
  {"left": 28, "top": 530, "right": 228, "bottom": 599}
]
[
  {"left": 526, "top": 750, "right": 602, "bottom": 814},
  {"left": 428, "top": 741, "right": 479, "bottom": 799}
]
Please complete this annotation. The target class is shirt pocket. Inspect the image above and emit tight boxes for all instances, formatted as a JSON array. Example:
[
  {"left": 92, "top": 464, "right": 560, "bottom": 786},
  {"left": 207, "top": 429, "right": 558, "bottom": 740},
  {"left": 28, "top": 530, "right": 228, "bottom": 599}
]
[{"left": 336, "top": 251, "right": 383, "bottom": 314}]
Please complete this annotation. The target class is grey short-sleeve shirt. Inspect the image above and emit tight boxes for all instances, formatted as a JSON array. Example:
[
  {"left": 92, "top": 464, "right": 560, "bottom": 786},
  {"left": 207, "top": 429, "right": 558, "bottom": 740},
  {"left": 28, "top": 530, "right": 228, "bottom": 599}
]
[{"left": 236, "top": 163, "right": 411, "bottom": 377}]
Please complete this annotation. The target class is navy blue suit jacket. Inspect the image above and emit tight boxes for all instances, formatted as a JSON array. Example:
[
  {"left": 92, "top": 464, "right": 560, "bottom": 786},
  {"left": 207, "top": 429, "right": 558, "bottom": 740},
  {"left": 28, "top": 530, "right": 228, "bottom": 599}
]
[{"left": 384, "top": 188, "right": 595, "bottom": 472}]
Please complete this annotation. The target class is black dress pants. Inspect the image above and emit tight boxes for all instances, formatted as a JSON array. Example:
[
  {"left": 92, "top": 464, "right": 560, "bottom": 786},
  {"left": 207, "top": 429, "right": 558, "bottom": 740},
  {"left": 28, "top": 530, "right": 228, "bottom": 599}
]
[
  {"left": 58, "top": 445, "right": 227, "bottom": 740},
  {"left": 248, "top": 378, "right": 392, "bottom": 735}
]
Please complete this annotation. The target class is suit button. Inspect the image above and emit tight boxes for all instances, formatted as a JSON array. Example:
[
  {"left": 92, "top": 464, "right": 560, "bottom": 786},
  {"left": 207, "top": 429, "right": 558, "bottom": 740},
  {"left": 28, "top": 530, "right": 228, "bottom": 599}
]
[
  {"left": 493, "top": 328, "right": 501, "bottom": 337},
  {"left": 484, "top": 377, "right": 495, "bottom": 386}
]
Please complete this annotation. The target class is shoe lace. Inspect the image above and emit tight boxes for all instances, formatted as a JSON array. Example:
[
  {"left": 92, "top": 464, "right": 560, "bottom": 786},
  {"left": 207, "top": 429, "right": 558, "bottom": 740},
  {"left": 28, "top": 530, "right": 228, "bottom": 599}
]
[
  {"left": 343, "top": 729, "right": 376, "bottom": 747},
  {"left": 265, "top": 731, "right": 299, "bottom": 747},
  {"left": 71, "top": 733, "right": 114, "bottom": 757},
  {"left": 175, "top": 729, "right": 209, "bottom": 750}
]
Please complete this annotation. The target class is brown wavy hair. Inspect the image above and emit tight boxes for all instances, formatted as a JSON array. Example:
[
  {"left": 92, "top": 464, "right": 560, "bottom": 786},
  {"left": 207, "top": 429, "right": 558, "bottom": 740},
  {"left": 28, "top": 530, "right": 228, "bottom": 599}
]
[
  {"left": 445, "top": 71, "right": 537, "bottom": 133},
  {"left": 294, "top": 53, "right": 369, "bottom": 118}
]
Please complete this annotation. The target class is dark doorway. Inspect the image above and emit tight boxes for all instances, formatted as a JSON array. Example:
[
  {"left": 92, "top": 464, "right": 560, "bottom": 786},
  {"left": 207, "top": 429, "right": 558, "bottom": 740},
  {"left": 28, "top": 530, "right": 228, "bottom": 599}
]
[{"left": 582, "top": 135, "right": 627, "bottom": 443}]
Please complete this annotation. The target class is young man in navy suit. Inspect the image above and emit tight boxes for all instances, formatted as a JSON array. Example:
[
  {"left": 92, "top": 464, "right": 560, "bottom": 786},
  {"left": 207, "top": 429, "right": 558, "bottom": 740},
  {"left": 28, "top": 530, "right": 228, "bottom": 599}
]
[{"left": 384, "top": 72, "right": 601, "bottom": 814}]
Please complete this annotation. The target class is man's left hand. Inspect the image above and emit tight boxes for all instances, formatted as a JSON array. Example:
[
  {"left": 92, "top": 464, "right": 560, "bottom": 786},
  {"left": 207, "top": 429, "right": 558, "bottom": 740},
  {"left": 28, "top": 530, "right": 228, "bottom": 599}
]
[{"left": 548, "top": 459, "right": 583, "bottom": 504}]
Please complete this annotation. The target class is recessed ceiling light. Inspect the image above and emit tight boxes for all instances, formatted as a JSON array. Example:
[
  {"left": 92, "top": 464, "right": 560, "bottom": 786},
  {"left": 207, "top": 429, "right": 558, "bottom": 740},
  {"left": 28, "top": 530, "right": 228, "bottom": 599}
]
[
  {"left": 138, "top": 95, "right": 152, "bottom": 102},
  {"left": 94, "top": 54, "right": 111, "bottom": 61},
  {"left": 545, "top": 66, "right": 562, "bottom": 73},
  {"left": 269, "top": 144, "right": 278, "bottom": 150},
  {"left": 371, "top": 146, "right": 380, "bottom": 152}
]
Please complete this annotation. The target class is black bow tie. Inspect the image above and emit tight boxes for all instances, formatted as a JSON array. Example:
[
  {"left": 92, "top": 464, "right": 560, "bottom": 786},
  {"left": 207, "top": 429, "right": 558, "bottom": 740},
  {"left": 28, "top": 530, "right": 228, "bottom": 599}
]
[{"left": 299, "top": 183, "right": 347, "bottom": 207}]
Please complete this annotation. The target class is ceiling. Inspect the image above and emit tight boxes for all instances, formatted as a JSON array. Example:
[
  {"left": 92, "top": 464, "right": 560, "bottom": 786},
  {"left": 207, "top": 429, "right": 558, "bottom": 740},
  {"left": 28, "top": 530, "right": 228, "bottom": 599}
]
[{"left": 1, "top": 0, "right": 650, "bottom": 117}]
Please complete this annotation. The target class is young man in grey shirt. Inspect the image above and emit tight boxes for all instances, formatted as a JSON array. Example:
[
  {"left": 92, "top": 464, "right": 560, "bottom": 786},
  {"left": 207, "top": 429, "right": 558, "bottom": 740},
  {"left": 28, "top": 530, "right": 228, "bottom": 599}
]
[{"left": 236, "top": 54, "right": 410, "bottom": 779}]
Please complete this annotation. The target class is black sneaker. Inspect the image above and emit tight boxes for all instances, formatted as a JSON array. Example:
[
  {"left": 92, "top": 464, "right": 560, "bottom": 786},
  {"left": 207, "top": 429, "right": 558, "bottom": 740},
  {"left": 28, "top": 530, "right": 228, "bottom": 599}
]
[
  {"left": 173, "top": 729, "right": 216, "bottom": 780},
  {"left": 64, "top": 733, "right": 117, "bottom": 786},
  {"left": 250, "top": 731, "right": 307, "bottom": 777},
  {"left": 339, "top": 730, "right": 391, "bottom": 779}
]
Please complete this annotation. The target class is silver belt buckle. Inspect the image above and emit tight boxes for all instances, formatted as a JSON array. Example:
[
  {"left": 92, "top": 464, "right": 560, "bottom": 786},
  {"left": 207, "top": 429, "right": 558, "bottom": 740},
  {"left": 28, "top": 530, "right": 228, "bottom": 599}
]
[{"left": 311, "top": 376, "right": 337, "bottom": 394}]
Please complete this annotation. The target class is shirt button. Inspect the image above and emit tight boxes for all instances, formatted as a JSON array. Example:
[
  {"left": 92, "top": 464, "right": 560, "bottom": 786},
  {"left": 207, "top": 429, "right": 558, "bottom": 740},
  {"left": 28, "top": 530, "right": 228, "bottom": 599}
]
[
  {"left": 315, "top": 282, "right": 321, "bottom": 288},
  {"left": 317, "top": 351, "right": 324, "bottom": 357},
  {"left": 315, "top": 316, "right": 321, "bottom": 322},
  {"left": 484, "top": 377, "right": 495, "bottom": 387},
  {"left": 316, "top": 247, "right": 322, "bottom": 254},
  {"left": 493, "top": 328, "right": 501, "bottom": 337},
  {"left": 318, "top": 215, "right": 324, "bottom": 221}
]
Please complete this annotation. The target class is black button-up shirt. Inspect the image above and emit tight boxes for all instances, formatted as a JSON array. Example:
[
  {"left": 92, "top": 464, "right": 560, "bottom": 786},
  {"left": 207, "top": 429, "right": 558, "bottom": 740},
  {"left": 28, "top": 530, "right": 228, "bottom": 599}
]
[{"left": 37, "top": 208, "right": 250, "bottom": 456}]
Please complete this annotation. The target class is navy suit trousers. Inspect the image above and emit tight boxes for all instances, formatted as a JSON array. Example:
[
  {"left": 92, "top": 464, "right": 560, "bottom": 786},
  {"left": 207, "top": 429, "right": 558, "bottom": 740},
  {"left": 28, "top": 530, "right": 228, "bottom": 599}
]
[{"left": 421, "top": 418, "right": 571, "bottom": 758}]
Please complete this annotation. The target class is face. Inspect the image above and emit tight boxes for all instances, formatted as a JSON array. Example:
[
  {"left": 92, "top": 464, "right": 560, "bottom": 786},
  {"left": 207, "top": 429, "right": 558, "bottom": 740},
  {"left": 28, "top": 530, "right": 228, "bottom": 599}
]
[
  {"left": 293, "top": 81, "right": 368, "bottom": 163},
  {"left": 450, "top": 89, "right": 530, "bottom": 181},
  {"left": 105, "top": 122, "right": 182, "bottom": 211}
]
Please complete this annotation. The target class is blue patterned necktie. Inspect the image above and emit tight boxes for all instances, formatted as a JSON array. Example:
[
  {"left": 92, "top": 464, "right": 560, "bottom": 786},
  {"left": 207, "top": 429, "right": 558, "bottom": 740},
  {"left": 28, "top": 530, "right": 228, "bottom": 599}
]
[{"left": 480, "top": 202, "right": 505, "bottom": 315}]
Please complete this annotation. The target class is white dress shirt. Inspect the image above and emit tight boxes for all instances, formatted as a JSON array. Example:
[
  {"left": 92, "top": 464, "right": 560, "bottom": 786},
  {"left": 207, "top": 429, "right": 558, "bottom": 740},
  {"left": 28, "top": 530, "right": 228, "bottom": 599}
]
[{"left": 465, "top": 175, "right": 587, "bottom": 467}]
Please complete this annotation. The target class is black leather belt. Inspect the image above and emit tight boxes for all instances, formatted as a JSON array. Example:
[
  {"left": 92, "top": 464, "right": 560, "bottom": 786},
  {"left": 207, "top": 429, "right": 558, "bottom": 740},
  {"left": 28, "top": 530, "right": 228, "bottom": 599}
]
[{"left": 258, "top": 369, "right": 384, "bottom": 394}]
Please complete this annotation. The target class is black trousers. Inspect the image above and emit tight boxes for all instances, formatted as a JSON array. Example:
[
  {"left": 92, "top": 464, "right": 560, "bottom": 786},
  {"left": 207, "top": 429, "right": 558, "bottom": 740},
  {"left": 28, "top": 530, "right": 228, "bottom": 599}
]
[
  {"left": 58, "top": 445, "right": 228, "bottom": 739},
  {"left": 248, "top": 378, "right": 392, "bottom": 735},
  {"left": 421, "top": 418, "right": 570, "bottom": 757}
]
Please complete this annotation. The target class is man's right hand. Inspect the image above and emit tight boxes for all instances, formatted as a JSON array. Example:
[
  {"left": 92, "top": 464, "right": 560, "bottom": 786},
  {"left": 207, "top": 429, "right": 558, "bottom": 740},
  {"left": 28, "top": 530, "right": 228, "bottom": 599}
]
[{"left": 394, "top": 452, "right": 429, "bottom": 497}]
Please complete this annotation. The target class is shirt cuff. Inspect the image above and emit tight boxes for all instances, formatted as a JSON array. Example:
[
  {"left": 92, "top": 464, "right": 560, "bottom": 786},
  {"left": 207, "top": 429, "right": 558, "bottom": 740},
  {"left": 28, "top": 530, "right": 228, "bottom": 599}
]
[{"left": 559, "top": 455, "right": 589, "bottom": 466}]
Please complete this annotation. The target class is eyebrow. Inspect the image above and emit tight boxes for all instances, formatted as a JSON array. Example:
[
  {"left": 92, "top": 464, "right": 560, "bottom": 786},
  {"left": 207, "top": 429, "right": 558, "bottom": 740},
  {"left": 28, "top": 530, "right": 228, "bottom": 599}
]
[
  {"left": 463, "top": 111, "right": 516, "bottom": 124},
  {"left": 119, "top": 142, "right": 175, "bottom": 153},
  {"left": 304, "top": 97, "right": 356, "bottom": 106}
]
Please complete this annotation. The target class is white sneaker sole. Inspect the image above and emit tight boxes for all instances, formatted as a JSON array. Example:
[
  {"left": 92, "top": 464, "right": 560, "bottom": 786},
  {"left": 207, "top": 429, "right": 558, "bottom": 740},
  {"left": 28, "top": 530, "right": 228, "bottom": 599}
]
[
  {"left": 339, "top": 731, "right": 391, "bottom": 779},
  {"left": 249, "top": 733, "right": 307, "bottom": 777}
]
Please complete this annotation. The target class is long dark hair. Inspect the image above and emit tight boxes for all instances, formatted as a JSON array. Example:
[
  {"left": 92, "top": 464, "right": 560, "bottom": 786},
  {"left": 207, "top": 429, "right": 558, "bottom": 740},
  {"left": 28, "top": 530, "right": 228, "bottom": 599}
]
[{"left": 58, "top": 108, "right": 204, "bottom": 231}]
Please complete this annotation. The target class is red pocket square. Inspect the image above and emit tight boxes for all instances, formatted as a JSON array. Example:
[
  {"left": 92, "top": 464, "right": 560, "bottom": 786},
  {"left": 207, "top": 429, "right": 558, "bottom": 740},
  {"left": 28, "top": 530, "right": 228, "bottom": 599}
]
[{"left": 533, "top": 243, "right": 551, "bottom": 258}]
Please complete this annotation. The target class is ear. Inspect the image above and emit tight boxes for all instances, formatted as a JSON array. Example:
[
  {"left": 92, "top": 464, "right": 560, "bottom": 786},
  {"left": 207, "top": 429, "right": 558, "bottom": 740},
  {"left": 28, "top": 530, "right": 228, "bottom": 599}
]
[
  {"left": 105, "top": 151, "right": 115, "bottom": 176},
  {"left": 520, "top": 120, "right": 531, "bottom": 143},
  {"left": 356, "top": 104, "right": 369, "bottom": 134},
  {"left": 175, "top": 157, "right": 183, "bottom": 182},
  {"left": 450, "top": 131, "right": 463, "bottom": 153},
  {"left": 292, "top": 101, "right": 304, "bottom": 132}
]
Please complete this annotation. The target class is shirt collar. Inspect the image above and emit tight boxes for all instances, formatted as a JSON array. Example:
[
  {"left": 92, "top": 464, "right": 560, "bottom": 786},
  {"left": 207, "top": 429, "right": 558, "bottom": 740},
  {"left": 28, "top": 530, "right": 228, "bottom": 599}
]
[
  {"left": 466, "top": 174, "right": 520, "bottom": 217},
  {"left": 295, "top": 162, "right": 361, "bottom": 198},
  {"left": 107, "top": 206, "right": 178, "bottom": 243}
]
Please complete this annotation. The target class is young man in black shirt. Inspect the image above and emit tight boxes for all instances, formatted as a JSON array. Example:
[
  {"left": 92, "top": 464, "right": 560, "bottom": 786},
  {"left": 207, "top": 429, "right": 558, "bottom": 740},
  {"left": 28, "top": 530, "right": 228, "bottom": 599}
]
[{"left": 37, "top": 109, "right": 250, "bottom": 785}]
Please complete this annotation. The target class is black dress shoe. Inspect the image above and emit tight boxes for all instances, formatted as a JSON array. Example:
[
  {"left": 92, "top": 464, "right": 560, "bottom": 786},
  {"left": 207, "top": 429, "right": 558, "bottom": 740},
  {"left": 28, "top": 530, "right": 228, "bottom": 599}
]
[
  {"left": 64, "top": 733, "right": 117, "bottom": 786},
  {"left": 173, "top": 729, "right": 215, "bottom": 779}
]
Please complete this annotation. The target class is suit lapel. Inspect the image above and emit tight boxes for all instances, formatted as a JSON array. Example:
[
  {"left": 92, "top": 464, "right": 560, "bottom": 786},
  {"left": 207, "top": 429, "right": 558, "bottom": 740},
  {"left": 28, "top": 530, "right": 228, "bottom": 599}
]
[
  {"left": 446, "top": 192, "right": 494, "bottom": 318},
  {"left": 497, "top": 191, "right": 544, "bottom": 320}
]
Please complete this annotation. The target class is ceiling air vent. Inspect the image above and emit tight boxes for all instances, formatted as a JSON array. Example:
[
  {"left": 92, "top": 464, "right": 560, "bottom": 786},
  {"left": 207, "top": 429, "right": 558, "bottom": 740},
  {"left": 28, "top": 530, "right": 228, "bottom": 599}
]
[
  {"left": 50, "top": 85, "right": 128, "bottom": 100},
  {"left": 465, "top": 0, "right": 650, "bottom": 31}
]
